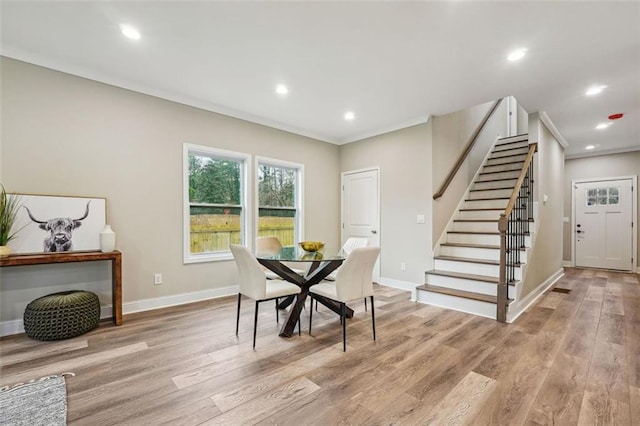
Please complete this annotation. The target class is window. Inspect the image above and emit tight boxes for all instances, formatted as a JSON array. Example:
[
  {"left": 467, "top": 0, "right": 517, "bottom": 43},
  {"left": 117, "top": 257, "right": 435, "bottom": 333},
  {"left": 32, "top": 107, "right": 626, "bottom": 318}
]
[
  {"left": 256, "top": 158, "right": 303, "bottom": 247},
  {"left": 586, "top": 187, "right": 620, "bottom": 207},
  {"left": 183, "top": 144, "right": 250, "bottom": 263}
]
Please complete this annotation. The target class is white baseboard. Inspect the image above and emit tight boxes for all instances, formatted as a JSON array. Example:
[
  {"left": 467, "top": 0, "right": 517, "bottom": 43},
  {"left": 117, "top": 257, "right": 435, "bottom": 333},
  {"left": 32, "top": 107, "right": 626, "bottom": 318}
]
[
  {"left": 506, "top": 268, "right": 564, "bottom": 323},
  {"left": 0, "top": 285, "right": 239, "bottom": 337},
  {"left": 377, "top": 277, "right": 418, "bottom": 301},
  {"left": 122, "top": 285, "right": 238, "bottom": 315},
  {"left": 562, "top": 260, "right": 573, "bottom": 268}
]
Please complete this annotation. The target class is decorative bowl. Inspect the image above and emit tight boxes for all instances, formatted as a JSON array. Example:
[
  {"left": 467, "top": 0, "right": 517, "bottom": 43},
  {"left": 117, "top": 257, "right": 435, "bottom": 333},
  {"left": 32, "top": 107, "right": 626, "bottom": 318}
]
[{"left": 298, "top": 241, "right": 325, "bottom": 252}]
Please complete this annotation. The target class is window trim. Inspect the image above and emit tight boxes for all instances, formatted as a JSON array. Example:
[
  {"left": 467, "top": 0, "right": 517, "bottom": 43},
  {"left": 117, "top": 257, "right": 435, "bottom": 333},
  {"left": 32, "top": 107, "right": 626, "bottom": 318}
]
[
  {"left": 183, "top": 143, "right": 251, "bottom": 263},
  {"left": 255, "top": 156, "right": 304, "bottom": 251}
]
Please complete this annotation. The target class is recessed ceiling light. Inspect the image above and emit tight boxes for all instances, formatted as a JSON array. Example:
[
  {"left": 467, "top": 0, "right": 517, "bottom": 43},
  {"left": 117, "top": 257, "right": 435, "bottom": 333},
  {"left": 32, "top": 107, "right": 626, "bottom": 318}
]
[
  {"left": 344, "top": 111, "right": 355, "bottom": 121},
  {"left": 595, "top": 123, "right": 612, "bottom": 130},
  {"left": 507, "top": 48, "right": 527, "bottom": 62},
  {"left": 120, "top": 24, "right": 141, "bottom": 40},
  {"left": 275, "top": 84, "right": 289, "bottom": 95},
  {"left": 586, "top": 85, "right": 607, "bottom": 96},
  {"left": 585, "top": 145, "right": 596, "bottom": 150}
]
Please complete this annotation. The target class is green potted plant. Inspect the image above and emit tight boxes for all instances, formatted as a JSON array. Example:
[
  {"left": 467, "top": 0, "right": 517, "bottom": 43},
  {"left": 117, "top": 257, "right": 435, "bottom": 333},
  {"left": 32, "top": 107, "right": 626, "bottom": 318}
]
[{"left": 0, "top": 184, "right": 23, "bottom": 257}]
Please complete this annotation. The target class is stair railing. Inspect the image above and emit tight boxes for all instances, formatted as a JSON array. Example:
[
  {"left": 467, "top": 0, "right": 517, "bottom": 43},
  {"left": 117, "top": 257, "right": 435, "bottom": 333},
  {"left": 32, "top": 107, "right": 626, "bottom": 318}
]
[
  {"left": 497, "top": 142, "right": 537, "bottom": 322},
  {"left": 433, "top": 98, "right": 504, "bottom": 200}
]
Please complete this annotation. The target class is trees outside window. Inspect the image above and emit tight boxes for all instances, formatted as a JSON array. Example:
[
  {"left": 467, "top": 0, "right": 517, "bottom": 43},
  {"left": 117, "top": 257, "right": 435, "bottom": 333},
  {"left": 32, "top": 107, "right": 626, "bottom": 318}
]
[
  {"left": 257, "top": 159, "right": 303, "bottom": 247},
  {"left": 183, "top": 144, "right": 249, "bottom": 263}
]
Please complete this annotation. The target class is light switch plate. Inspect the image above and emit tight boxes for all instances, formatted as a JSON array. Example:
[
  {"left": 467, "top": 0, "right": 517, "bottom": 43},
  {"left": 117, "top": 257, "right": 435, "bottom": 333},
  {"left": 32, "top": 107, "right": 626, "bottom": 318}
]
[{"left": 416, "top": 214, "right": 426, "bottom": 224}]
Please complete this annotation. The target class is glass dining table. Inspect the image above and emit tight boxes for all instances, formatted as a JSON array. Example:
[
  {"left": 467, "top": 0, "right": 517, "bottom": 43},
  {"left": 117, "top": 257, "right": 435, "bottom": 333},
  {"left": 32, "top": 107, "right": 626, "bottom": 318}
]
[{"left": 256, "top": 246, "right": 353, "bottom": 338}]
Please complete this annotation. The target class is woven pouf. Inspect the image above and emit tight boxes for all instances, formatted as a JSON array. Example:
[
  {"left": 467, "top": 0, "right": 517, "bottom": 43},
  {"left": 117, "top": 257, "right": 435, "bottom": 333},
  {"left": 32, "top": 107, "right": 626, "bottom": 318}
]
[{"left": 24, "top": 291, "right": 101, "bottom": 341}]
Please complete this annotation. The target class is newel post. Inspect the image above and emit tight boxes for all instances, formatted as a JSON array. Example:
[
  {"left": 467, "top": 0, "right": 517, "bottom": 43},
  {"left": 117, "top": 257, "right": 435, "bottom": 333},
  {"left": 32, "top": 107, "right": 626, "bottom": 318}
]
[{"left": 497, "top": 214, "right": 509, "bottom": 323}]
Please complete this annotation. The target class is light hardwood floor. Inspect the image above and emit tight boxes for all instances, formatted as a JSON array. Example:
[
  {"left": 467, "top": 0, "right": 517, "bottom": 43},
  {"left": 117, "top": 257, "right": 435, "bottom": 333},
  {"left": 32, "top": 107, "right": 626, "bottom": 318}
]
[{"left": 1, "top": 267, "right": 638, "bottom": 425}]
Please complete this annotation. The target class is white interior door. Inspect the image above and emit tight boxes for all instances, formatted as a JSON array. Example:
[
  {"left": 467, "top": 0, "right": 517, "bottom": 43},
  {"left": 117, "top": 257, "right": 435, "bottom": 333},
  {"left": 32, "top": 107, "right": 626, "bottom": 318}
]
[
  {"left": 575, "top": 178, "right": 633, "bottom": 271},
  {"left": 342, "top": 168, "right": 380, "bottom": 279}
]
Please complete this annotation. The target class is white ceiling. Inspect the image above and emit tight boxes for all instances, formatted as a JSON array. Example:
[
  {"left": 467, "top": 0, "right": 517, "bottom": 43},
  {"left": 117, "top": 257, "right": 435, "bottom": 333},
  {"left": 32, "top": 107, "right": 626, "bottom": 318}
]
[{"left": 1, "top": 1, "right": 639, "bottom": 158}]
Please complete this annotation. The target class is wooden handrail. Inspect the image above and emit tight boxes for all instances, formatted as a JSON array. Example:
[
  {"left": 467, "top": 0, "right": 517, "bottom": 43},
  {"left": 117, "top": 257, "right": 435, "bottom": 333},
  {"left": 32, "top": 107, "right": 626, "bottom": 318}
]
[
  {"left": 433, "top": 98, "right": 504, "bottom": 200},
  {"left": 500, "top": 142, "right": 538, "bottom": 220}
]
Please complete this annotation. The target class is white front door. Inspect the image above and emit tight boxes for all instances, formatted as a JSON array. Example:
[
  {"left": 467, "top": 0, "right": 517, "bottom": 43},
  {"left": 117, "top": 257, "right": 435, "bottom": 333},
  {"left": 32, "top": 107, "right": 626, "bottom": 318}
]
[
  {"left": 575, "top": 178, "right": 634, "bottom": 271},
  {"left": 342, "top": 168, "right": 380, "bottom": 278}
]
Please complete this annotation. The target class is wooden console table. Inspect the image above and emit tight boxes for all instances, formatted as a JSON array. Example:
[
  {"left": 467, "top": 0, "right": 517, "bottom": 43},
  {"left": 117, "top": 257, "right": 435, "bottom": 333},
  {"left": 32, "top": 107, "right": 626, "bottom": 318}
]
[{"left": 0, "top": 250, "right": 123, "bottom": 326}]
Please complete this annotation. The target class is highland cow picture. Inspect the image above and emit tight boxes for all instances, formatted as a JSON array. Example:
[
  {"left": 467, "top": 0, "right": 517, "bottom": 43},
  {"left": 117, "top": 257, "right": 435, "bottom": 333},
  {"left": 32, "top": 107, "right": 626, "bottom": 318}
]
[{"left": 9, "top": 194, "right": 106, "bottom": 254}]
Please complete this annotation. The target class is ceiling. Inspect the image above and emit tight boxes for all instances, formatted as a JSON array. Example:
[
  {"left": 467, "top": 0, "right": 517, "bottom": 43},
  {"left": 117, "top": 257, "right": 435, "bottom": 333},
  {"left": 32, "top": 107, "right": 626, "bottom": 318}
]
[{"left": 1, "top": 1, "right": 639, "bottom": 158}]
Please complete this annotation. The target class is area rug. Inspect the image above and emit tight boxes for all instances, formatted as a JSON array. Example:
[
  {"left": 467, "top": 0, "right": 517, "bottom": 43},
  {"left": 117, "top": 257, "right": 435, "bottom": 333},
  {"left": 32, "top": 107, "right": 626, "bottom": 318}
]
[{"left": 0, "top": 373, "right": 74, "bottom": 426}]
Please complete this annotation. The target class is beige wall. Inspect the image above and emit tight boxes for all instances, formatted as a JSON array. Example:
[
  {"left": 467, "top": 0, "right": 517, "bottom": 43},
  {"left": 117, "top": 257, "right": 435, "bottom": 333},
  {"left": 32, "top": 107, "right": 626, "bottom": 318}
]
[
  {"left": 520, "top": 114, "right": 565, "bottom": 297},
  {"left": 0, "top": 58, "right": 340, "bottom": 323},
  {"left": 563, "top": 151, "right": 640, "bottom": 263},
  {"left": 431, "top": 100, "right": 509, "bottom": 246},
  {"left": 339, "top": 122, "right": 432, "bottom": 285}
]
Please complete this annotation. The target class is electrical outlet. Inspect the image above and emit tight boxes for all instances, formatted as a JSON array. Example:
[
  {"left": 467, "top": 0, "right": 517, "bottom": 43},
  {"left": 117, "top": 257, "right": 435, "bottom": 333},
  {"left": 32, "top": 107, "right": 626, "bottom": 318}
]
[
  {"left": 400, "top": 262, "right": 407, "bottom": 271},
  {"left": 154, "top": 273, "right": 162, "bottom": 285}
]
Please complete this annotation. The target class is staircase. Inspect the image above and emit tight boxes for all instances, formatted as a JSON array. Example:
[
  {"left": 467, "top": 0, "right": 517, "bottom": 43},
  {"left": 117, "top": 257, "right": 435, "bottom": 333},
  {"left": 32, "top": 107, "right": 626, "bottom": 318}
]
[{"left": 417, "top": 134, "right": 534, "bottom": 320}]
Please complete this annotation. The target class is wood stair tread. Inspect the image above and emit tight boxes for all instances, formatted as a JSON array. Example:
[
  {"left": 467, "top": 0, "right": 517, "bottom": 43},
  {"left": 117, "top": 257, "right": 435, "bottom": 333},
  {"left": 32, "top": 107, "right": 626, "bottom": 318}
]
[
  {"left": 488, "top": 153, "right": 528, "bottom": 161},
  {"left": 453, "top": 219, "right": 498, "bottom": 223},
  {"left": 465, "top": 197, "right": 510, "bottom": 201},
  {"left": 497, "top": 134, "right": 528, "bottom": 142},
  {"left": 441, "top": 242, "right": 499, "bottom": 250},
  {"left": 426, "top": 269, "right": 499, "bottom": 283},
  {"left": 470, "top": 186, "right": 516, "bottom": 192},
  {"left": 441, "top": 242, "right": 526, "bottom": 251},
  {"left": 485, "top": 159, "right": 526, "bottom": 166},
  {"left": 448, "top": 230, "right": 530, "bottom": 236},
  {"left": 416, "top": 284, "right": 513, "bottom": 305},
  {"left": 474, "top": 177, "right": 520, "bottom": 183},
  {"left": 491, "top": 145, "right": 529, "bottom": 154},
  {"left": 479, "top": 169, "right": 521, "bottom": 176}
]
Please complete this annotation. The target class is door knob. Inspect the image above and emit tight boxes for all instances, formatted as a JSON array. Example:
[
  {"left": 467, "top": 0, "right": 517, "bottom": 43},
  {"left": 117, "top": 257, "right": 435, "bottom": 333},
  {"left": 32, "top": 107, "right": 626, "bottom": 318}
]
[{"left": 371, "top": 230, "right": 377, "bottom": 234}]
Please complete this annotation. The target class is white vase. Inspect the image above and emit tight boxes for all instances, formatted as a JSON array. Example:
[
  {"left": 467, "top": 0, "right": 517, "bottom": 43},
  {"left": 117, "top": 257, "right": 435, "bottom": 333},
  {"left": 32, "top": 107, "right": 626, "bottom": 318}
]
[{"left": 100, "top": 225, "right": 116, "bottom": 252}]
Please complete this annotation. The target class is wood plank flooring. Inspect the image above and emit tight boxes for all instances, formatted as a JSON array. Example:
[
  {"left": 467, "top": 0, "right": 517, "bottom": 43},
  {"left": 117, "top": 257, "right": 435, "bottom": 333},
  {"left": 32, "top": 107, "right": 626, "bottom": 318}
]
[{"left": 1, "top": 267, "right": 638, "bottom": 425}]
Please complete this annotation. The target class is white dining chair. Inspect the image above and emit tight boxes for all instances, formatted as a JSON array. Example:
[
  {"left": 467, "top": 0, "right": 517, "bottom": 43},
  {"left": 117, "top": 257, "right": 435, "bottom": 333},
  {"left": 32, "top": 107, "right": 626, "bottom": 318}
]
[
  {"left": 230, "top": 244, "right": 302, "bottom": 349},
  {"left": 322, "top": 237, "right": 370, "bottom": 281},
  {"left": 308, "top": 246, "right": 380, "bottom": 351},
  {"left": 319, "top": 237, "right": 371, "bottom": 310},
  {"left": 256, "top": 236, "right": 306, "bottom": 279}
]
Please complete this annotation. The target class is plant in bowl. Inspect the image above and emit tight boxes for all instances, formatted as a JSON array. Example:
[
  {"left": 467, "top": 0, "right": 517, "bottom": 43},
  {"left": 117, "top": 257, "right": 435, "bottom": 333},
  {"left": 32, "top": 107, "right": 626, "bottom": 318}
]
[
  {"left": 298, "top": 241, "right": 325, "bottom": 252},
  {"left": 0, "top": 185, "right": 23, "bottom": 257}
]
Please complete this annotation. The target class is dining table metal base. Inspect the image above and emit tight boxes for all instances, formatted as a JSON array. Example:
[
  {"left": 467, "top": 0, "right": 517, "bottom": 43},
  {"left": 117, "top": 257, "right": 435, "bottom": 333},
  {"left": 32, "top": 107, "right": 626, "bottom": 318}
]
[{"left": 258, "top": 257, "right": 351, "bottom": 338}]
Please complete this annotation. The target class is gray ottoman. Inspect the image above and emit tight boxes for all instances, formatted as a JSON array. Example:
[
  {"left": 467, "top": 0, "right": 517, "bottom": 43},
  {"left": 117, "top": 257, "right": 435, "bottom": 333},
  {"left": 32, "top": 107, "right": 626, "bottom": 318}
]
[{"left": 24, "top": 291, "right": 101, "bottom": 341}]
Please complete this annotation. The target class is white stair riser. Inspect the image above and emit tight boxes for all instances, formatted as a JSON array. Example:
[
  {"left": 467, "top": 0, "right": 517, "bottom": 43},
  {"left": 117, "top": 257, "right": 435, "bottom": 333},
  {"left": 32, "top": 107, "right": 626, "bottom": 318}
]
[
  {"left": 452, "top": 221, "right": 499, "bottom": 233},
  {"left": 440, "top": 245, "right": 528, "bottom": 263},
  {"left": 434, "top": 259, "right": 523, "bottom": 280},
  {"left": 477, "top": 170, "right": 521, "bottom": 181},
  {"left": 424, "top": 274, "right": 517, "bottom": 298},
  {"left": 469, "top": 188, "right": 513, "bottom": 199},
  {"left": 440, "top": 245, "right": 499, "bottom": 261},
  {"left": 483, "top": 162, "right": 524, "bottom": 173},
  {"left": 493, "top": 141, "right": 528, "bottom": 152},
  {"left": 416, "top": 291, "right": 497, "bottom": 319},
  {"left": 486, "top": 155, "right": 527, "bottom": 166},
  {"left": 447, "top": 233, "right": 531, "bottom": 247},
  {"left": 496, "top": 135, "right": 529, "bottom": 145},
  {"left": 474, "top": 179, "right": 517, "bottom": 190},
  {"left": 458, "top": 210, "right": 502, "bottom": 220},
  {"left": 490, "top": 147, "right": 529, "bottom": 158},
  {"left": 463, "top": 199, "right": 509, "bottom": 209}
]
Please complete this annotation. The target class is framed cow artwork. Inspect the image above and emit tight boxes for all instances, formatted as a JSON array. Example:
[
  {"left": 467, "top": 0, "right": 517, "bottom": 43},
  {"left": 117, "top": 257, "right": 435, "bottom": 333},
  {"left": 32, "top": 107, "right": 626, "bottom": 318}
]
[{"left": 8, "top": 194, "right": 106, "bottom": 254}]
